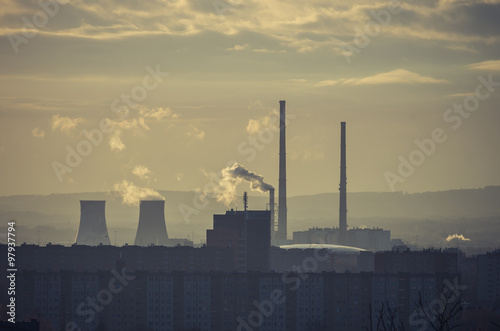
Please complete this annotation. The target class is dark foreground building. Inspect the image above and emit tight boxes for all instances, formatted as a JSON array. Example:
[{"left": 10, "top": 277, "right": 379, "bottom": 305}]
[
  {"left": 11, "top": 270, "right": 462, "bottom": 331},
  {"left": 207, "top": 209, "right": 271, "bottom": 272}
]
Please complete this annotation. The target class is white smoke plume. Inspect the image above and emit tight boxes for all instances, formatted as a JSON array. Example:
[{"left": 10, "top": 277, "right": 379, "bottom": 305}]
[
  {"left": 113, "top": 180, "right": 164, "bottom": 206},
  {"left": 445, "top": 234, "right": 471, "bottom": 242},
  {"left": 216, "top": 162, "right": 273, "bottom": 206}
]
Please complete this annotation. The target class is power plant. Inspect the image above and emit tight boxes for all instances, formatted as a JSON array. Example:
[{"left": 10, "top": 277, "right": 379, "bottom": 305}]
[
  {"left": 75, "top": 200, "right": 111, "bottom": 246},
  {"left": 293, "top": 120, "right": 392, "bottom": 251},
  {"left": 134, "top": 200, "right": 169, "bottom": 246},
  {"left": 278, "top": 100, "right": 288, "bottom": 241}
]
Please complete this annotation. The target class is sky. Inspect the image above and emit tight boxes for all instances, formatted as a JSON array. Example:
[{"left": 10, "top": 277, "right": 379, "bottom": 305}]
[{"left": 0, "top": 0, "right": 500, "bottom": 201}]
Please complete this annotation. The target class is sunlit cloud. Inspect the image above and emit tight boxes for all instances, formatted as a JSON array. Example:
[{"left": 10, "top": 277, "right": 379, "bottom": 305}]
[
  {"left": 132, "top": 165, "right": 152, "bottom": 180},
  {"left": 51, "top": 114, "right": 85, "bottom": 134},
  {"left": 316, "top": 70, "right": 447, "bottom": 87},
  {"left": 345, "top": 69, "right": 448, "bottom": 85},
  {"left": 139, "top": 107, "right": 179, "bottom": 121},
  {"left": 469, "top": 60, "right": 500, "bottom": 71}
]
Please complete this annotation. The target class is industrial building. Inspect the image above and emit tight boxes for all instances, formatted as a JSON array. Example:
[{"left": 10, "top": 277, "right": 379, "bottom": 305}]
[
  {"left": 293, "top": 227, "right": 391, "bottom": 252},
  {"left": 292, "top": 122, "right": 392, "bottom": 251},
  {"left": 206, "top": 207, "right": 271, "bottom": 272}
]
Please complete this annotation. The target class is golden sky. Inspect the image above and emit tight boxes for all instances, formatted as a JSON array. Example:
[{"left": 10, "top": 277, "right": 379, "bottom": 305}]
[{"left": 1, "top": 0, "right": 500, "bottom": 198}]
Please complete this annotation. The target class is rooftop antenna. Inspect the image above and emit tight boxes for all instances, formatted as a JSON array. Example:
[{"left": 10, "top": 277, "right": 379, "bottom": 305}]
[{"left": 243, "top": 192, "right": 248, "bottom": 211}]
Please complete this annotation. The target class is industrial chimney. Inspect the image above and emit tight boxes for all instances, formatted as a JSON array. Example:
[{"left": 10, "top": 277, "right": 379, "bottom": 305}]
[
  {"left": 134, "top": 200, "right": 169, "bottom": 246},
  {"left": 278, "top": 100, "right": 287, "bottom": 241},
  {"left": 75, "top": 200, "right": 111, "bottom": 246},
  {"left": 269, "top": 188, "right": 275, "bottom": 234},
  {"left": 339, "top": 122, "right": 348, "bottom": 245}
]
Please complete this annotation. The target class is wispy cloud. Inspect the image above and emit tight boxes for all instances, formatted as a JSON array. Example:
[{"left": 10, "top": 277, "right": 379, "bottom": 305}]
[
  {"left": 469, "top": 60, "right": 500, "bottom": 71},
  {"left": 316, "top": 69, "right": 447, "bottom": 87},
  {"left": 139, "top": 107, "right": 179, "bottom": 121},
  {"left": 51, "top": 114, "right": 85, "bottom": 134},
  {"left": 185, "top": 124, "right": 205, "bottom": 141},
  {"left": 31, "top": 127, "right": 45, "bottom": 138}
]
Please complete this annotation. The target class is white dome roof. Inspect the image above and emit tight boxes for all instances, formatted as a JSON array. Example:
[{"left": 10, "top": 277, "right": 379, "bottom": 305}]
[{"left": 279, "top": 244, "right": 366, "bottom": 253}]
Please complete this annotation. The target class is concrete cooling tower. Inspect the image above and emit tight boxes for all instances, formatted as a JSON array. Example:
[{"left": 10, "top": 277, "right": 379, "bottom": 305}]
[
  {"left": 75, "top": 200, "right": 111, "bottom": 245},
  {"left": 134, "top": 200, "right": 169, "bottom": 246}
]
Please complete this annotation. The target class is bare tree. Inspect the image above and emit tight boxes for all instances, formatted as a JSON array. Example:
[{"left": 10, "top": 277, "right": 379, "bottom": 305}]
[
  {"left": 368, "top": 302, "right": 405, "bottom": 331},
  {"left": 414, "top": 287, "right": 464, "bottom": 331}
]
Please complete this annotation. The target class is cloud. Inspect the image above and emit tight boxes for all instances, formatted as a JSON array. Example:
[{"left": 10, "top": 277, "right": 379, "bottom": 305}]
[
  {"left": 445, "top": 233, "right": 471, "bottom": 242},
  {"left": 246, "top": 116, "right": 271, "bottom": 134},
  {"left": 51, "top": 114, "right": 85, "bottom": 134},
  {"left": 139, "top": 107, "right": 179, "bottom": 121},
  {"left": 132, "top": 165, "right": 152, "bottom": 180},
  {"left": 185, "top": 124, "right": 205, "bottom": 141},
  {"left": 316, "top": 69, "right": 448, "bottom": 87},
  {"left": 108, "top": 118, "right": 150, "bottom": 152},
  {"left": 226, "top": 44, "right": 250, "bottom": 51},
  {"left": 469, "top": 60, "right": 500, "bottom": 71},
  {"left": 445, "top": 92, "right": 475, "bottom": 98},
  {"left": 113, "top": 180, "right": 164, "bottom": 206},
  {"left": 31, "top": 127, "right": 45, "bottom": 138},
  {"left": 314, "top": 80, "right": 340, "bottom": 87}
]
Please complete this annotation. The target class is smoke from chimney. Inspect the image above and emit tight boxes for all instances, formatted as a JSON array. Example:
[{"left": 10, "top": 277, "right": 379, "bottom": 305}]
[{"left": 216, "top": 162, "right": 274, "bottom": 206}]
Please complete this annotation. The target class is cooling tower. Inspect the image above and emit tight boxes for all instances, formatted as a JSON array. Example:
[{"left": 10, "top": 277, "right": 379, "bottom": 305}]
[
  {"left": 339, "top": 122, "right": 348, "bottom": 245},
  {"left": 75, "top": 200, "right": 111, "bottom": 246},
  {"left": 278, "top": 100, "right": 287, "bottom": 241},
  {"left": 134, "top": 200, "right": 169, "bottom": 246}
]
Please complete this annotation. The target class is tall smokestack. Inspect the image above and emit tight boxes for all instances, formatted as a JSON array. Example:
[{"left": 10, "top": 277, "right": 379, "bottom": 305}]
[
  {"left": 269, "top": 188, "right": 275, "bottom": 234},
  {"left": 278, "top": 100, "right": 287, "bottom": 241},
  {"left": 76, "top": 201, "right": 111, "bottom": 246},
  {"left": 134, "top": 200, "right": 169, "bottom": 246},
  {"left": 339, "top": 122, "right": 348, "bottom": 245}
]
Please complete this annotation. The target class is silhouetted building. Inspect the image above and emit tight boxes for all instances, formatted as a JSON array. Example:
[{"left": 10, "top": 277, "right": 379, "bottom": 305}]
[
  {"left": 293, "top": 227, "right": 391, "bottom": 251},
  {"left": 207, "top": 209, "right": 271, "bottom": 272},
  {"left": 477, "top": 249, "right": 500, "bottom": 306},
  {"left": 374, "top": 248, "right": 459, "bottom": 274},
  {"left": 14, "top": 270, "right": 460, "bottom": 331},
  {"left": 271, "top": 244, "right": 375, "bottom": 273},
  {"left": 11, "top": 243, "right": 232, "bottom": 272}
]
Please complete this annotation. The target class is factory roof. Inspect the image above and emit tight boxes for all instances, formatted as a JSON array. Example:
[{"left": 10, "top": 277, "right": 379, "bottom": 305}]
[{"left": 279, "top": 244, "right": 366, "bottom": 253}]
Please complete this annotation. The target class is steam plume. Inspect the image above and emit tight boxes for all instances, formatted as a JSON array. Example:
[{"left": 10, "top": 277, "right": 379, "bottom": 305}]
[
  {"left": 113, "top": 180, "right": 164, "bottom": 206},
  {"left": 445, "top": 233, "right": 471, "bottom": 242},
  {"left": 216, "top": 162, "right": 273, "bottom": 206}
]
